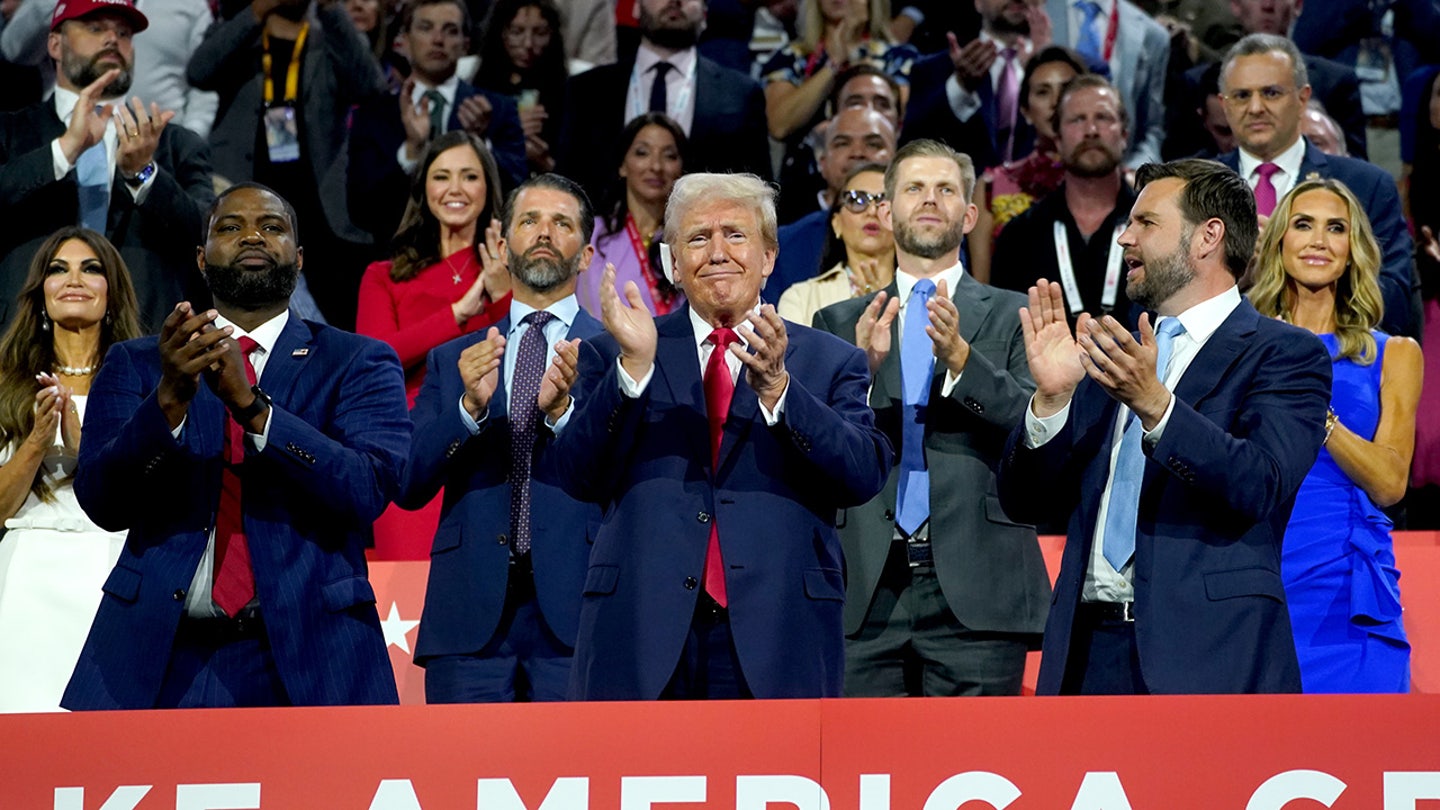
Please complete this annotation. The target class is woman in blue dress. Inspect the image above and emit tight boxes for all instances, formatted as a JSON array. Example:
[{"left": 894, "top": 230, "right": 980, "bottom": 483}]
[{"left": 1250, "top": 178, "right": 1422, "bottom": 693}]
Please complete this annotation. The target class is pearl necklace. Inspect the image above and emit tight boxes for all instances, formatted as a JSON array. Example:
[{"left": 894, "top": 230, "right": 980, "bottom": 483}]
[{"left": 55, "top": 363, "right": 96, "bottom": 376}]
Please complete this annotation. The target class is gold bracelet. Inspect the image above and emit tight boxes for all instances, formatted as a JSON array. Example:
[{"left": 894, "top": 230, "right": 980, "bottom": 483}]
[{"left": 1323, "top": 407, "right": 1338, "bottom": 445}]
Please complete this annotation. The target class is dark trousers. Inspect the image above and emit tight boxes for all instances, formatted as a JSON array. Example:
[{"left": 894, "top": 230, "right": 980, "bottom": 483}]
[
  {"left": 156, "top": 613, "right": 291, "bottom": 708},
  {"left": 660, "top": 594, "right": 753, "bottom": 700},
  {"left": 1060, "top": 603, "right": 1150, "bottom": 695},
  {"left": 845, "top": 541, "right": 1032, "bottom": 697},
  {"left": 424, "top": 558, "right": 573, "bottom": 703}
]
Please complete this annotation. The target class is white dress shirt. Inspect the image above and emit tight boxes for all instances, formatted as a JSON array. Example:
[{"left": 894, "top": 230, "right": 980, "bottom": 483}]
[
  {"left": 895, "top": 261, "right": 969, "bottom": 397},
  {"left": 944, "top": 31, "right": 1032, "bottom": 124},
  {"left": 1024, "top": 285, "right": 1242, "bottom": 602},
  {"left": 396, "top": 72, "right": 462, "bottom": 173},
  {"left": 1237, "top": 135, "right": 1307, "bottom": 205},
  {"left": 460, "top": 294, "right": 581, "bottom": 434},
  {"left": 627, "top": 43, "right": 698, "bottom": 134}
]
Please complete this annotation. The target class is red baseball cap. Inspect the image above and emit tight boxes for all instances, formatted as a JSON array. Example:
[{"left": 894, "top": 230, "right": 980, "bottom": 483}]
[{"left": 50, "top": 0, "right": 150, "bottom": 33}]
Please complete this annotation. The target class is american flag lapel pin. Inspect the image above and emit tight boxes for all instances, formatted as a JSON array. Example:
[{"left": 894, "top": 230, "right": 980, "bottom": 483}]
[{"left": 292, "top": 348, "right": 310, "bottom": 357}]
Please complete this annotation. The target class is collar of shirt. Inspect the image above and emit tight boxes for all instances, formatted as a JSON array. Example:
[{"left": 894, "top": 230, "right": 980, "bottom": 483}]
[
  {"left": 508, "top": 294, "right": 579, "bottom": 340},
  {"left": 635, "top": 43, "right": 697, "bottom": 79},
  {"left": 1162, "top": 283, "right": 1241, "bottom": 354},
  {"left": 895, "top": 261, "right": 965, "bottom": 310},
  {"left": 980, "top": 30, "right": 1033, "bottom": 66},
  {"left": 1237, "top": 135, "right": 1307, "bottom": 193},
  {"left": 214, "top": 309, "right": 291, "bottom": 380},
  {"left": 411, "top": 73, "right": 462, "bottom": 114},
  {"left": 1069, "top": 0, "right": 1115, "bottom": 47},
  {"left": 53, "top": 86, "right": 119, "bottom": 141},
  {"left": 688, "top": 302, "right": 761, "bottom": 377}
]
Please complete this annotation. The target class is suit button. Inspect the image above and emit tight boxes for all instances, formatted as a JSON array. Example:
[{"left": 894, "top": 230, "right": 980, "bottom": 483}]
[
  {"left": 497, "top": 533, "right": 508, "bottom": 545},
  {"left": 696, "top": 511, "right": 711, "bottom": 524},
  {"left": 684, "top": 577, "right": 698, "bottom": 589},
  {"left": 172, "top": 589, "right": 186, "bottom": 601},
  {"left": 884, "top": 508, "right": 894, "bottom": 521}
]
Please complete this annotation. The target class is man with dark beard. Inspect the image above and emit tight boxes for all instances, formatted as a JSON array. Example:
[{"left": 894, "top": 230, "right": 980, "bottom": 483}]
[
  {"left": 0, "top": 0, "right": 214, "bottom": 334},
  {"left": 813, "top": 139, "right": 1050, "bottom": 697},
  {"left": 402, "top": 174, "right": 610, "bottom": 703},
  {"left": 998, "top": 159, "right": 1331, "bottom": 695},
  {"left": 555, "top": 0, "right": 770, "bottom": 200},
  {"left": 64, "top": 183, "right": 412, "bottom": 709},
  {"left": 991, "top": 75, "right": 1141, "bottom": 329}
]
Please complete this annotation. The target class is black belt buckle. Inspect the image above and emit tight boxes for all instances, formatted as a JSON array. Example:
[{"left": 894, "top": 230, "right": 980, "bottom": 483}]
[
  {"left": 901, "top": 522, "right": 933, "bottom": 568},
  {"left": 1084, "top": 601, "right": 1135, "bottom": 623}
]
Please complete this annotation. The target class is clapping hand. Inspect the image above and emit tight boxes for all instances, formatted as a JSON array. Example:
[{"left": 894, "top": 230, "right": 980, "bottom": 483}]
[
  {"left": 1077, "top": 313, "right": 1170, "bottom": 429},
  {"left": 458, "top": 327, "right": 506, "bottom": 418},
  {"left": 1019, "top": 280, "right": 1087, "bottom": 417},
  {"left": 855, "top": 290, "right": 899, "bottom": 374},
  {"left": 735, "top": 305, "right": 789, "bottom": 411},
  {"left": 537, "top": 338, "right": 581, "bottom": 422},
  {"left": 599, "top": 263, "right": 657, "bottom": 383}
]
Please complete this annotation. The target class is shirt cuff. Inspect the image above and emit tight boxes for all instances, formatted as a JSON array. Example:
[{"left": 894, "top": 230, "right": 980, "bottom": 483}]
[
  {"left": 941, "top": 369, "right": 963, "bottom": 398},
  {"left": 617, "top": 357, "right": 654, "bottom": 398},
  {"left": 125, "top": 167, "right": 157, "bottom": 205},
  {"left": 459, "top": 393, "right": 485, "bottom": 435},
  {"left": 396, "top": 143, "right": 419, "bottom": 175},
  {"left": 52, "top": 138, "right": 74, "bottom": 181},
  {"left": 247, "top": 408, "right": 272, "bottom": 452},
  {"left": 1023, "top": 396, "right": 1070, "bottom": 448},
  {"left": 945, "top": 75, "right": 982, "bottom": 122},
  {"left": 545, "top": 396, "right": 575, "bottom": 434},
  {"left": 1140, "top": 393, "right": 1176, "bottom": 447},
  {"left": 758, "top": 377, "right": 789, "bottom": 426},
  {"left": 898, "top": 5, "right": 925, "bottom": 23}
]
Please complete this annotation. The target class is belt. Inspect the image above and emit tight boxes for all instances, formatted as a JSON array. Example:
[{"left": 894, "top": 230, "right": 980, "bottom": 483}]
[
  {"left": 176, "top": 608, "right": 267, "bottom": 643},
  {"left": 1077, "top": 601, "right": 1135, "bottom": 623},
  {"left": 694, "top": 592, "right": 729, "bottom": 625},
  {"left": 891, "top": 532, "right": 933, "bottom": 568}
]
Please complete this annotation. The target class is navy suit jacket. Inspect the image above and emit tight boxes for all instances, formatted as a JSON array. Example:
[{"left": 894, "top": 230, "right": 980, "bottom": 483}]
[
  {"left": 555, "top": 54, "right": 772, "bottom": 202},
  {"left": 900, "top": 51, "right": 1006, "bottom": 172},
  {"left": 1218, "top": 140, "right": 1422, "bottom": 339},
  {"left": 402, "top": 309, "right": 608, "bottom": 659},
  {"left": 998, "top": 299, "right": 1331, "bottom": 694},
  {"left": 348, "top": 81, "right": 528, "bottom": 246},
  {"left": 767, "top": 209, "right": 829, "bottom": 306},
  {"left": 0, "top": 101, "right": 215, "bottom": 334},
  {"left": 64, "top": 317, "right": 411, "bottom": 709},
  {"left": 553, "top": 307, "right": 892, "bottom": 699}
]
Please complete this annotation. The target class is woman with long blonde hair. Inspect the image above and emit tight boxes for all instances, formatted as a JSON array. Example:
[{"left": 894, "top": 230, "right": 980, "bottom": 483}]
[{"left": 1250, "top": 178, "right": 1422, "bottom": 693}]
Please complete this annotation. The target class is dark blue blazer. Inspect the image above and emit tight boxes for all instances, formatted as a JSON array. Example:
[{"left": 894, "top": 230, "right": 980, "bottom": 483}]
[
  {"left": 347, "top": 80, "right": 528, "bottom": 245},
  {"left": 767, "top": 209, "right": 829, "bottom": 305},
  {"left": 900, "top": 51, "right": 1009, "bottom": 172},
  {"left": 402, "top": 309, "right": 608, "bottom": 660},
  {"left": 64, "top": 317, "right": 411, "bottom": 709},
  {"left": 1218, "top": 140, "right": 1421, "bottom": 339},
  {"left": 998, "top": 299, "right": 1332, "bottom": 694},
  {"left": 553, "top": 307, "right": 893, "bottom": 699}
]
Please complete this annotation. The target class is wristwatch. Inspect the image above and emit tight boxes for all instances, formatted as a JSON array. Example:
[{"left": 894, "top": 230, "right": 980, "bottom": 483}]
[
  {"left": 123, "top": 162, "right": 156, "bottom": 187},
  {"left": 230, "top": 385, "right": 272, "bottom": 425}
]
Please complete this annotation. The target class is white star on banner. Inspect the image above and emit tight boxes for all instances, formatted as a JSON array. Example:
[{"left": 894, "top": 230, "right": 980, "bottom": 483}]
[{"left": 380, "top": 601, "right": 420, "bottom": 654}]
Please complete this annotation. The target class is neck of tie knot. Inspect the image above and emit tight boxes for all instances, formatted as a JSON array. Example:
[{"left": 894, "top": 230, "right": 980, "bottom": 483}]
[
  {"left": 237, "top": 335, "right": 259, "bottom": 356},
  {"left": 1256, "top": 162, "right": 1280, "bottom": 179},
  {"left": 524, "top": 310, "right": 555, "bottom": 329},
  {"left": 1076, "top": 0, "right": 1100, "bottom": 20},
  {"left": 708, "top": 327, "right": 738, "bottom": 351},
  {"left": 910, "top": 278, "right": 936, "bottom": 305},
  {"left": 1001, "top": 46, "right": 1017, "bottom": 61}
]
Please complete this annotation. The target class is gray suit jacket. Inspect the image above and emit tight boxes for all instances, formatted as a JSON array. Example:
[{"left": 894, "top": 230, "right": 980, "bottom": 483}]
[
  {"left": 813, "top": 273, "right": 1051, "bottom": 636},
  {"left": 1046, "top": 0, "right": 1169, "bottom": 168}
]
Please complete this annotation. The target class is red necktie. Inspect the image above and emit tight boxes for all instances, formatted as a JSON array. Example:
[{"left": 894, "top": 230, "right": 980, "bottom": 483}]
[
  {"left": 213, "top": 336, "right": 259, "bottom": 617},
  {"left": 702, "top": 328, "right": 738, "bottom": 607}
]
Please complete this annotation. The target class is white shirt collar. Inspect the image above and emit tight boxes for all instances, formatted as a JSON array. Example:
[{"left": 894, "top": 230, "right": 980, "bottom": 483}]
[
  {"left": 688, "top": 301, "right": 760, "bottom": 351},
  {"left": 214, "top": 309, "right": 291, "bottom": 366},
  {"left": 1164, "top": 284, "right": 1241, "bottom": 346},
  {"left": 508, "top": 294, "right": 579, "bottom": 336},
  {"left": 1237, "top": 135, "right": 1307, "bottom": 185},
  {"left": 53, "top": 85, "right": 122, "bottom": 128},
  {"left": 411, "top": 72, "right": 462, "bottom": 111},
  {"left": 895, "top": 261, "right": 966, "bottom": 309},
  {"left": 635, "top": 43, "right": 697, "bottom": 78}
]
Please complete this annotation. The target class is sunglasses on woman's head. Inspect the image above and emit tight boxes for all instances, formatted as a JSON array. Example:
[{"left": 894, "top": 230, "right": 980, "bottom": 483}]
[{"left": 840, "top": 189, "right": 885, "bottom": 213}]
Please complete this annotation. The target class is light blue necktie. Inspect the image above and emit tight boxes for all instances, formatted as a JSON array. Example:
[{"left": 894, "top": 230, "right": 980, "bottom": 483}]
[
  {"left": 1074, "top": 0, "right": 1103, "bottom": 64},
  {"left": 1100, "top": 317, "right": 1187, "bottom": 571},
  {"left": 75, "top": 111, "right": 110, "bottom": 233},
  {"left": 896, "top": 279, "right": 936, "bottom": 536}
]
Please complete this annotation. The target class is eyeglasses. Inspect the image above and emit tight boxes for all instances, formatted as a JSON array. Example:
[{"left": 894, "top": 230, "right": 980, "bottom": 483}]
[{"left": 840, "top": 189, "right": 885, "bottom": 213}]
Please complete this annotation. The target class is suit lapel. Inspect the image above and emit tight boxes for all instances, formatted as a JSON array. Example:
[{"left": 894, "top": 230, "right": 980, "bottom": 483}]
[
  {"left": 653, "top": 308, "right": 711, "bottom": 472},
  {"left": 263, "top": 314, "right": 315, "bottom": 411},
  {"left": 1170, "top": 298, "right": 1258, "bottom": 409},
  {"left": 490, "top": 315, "right": 513, "bottom": 419},
  {"left": 450, "top": 82, "right": 478, "bottom": 131}
]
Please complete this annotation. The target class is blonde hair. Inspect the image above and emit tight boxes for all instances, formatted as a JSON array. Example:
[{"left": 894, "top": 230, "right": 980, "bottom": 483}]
[
  {"left": 799, "top": 0, "right": 893, "bottom": 54},
  {"left": 663, "top": 173, "right": 779, "bottom": 249},
  {"left": 1248, "top": 179, "right": 1384, "bottom": 364}
]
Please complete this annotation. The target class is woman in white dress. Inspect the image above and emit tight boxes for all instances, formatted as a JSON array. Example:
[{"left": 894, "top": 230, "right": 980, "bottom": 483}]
[{"left": 0, "top": 227, "right": 142, "bottom": 712}]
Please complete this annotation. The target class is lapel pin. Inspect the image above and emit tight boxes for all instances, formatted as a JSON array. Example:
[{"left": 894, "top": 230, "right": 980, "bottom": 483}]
[
  {"left": 292, "top": 348, "right": 310, "bottom": 357},
  {"left": 1305, "top": 172, "right": 1320, "bottom": 180}
]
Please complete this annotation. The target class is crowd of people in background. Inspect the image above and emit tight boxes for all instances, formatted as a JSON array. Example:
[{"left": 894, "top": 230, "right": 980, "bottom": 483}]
[{"left": 0, "top": 0, "right": 1437, "bottom": 711}]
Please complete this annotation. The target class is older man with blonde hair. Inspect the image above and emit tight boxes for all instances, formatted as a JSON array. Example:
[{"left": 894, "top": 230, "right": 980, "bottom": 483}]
[{"left": 554, "top": 173, "right": 893, "bottom": 700}]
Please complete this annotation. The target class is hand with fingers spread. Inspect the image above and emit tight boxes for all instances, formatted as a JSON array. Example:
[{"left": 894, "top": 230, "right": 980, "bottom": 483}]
[
  {"left": 947, "top": 32, "right": 998, "bottom": 92},
  {"left": 1026, "top": 3, "right": 1053, "bottom": 50},
  {"left": 56, "top": 69, "right": 121, "bottom": 165},
  {"left": 399, "top": 78, "right": 432, "bottom": 161},
  {"left": 599, "top": 263, "right": 657, "bottom": 382},
  {"left": 456, "top": 94, "right": 493, "bottom": 137},
  {"left": 926, "top": 278, "right": 970, "bottom": 376},
  {"left": 1420, "top": 225, "right": 1440, "bottom": 264},
  {"left": 855, "top": 290, "right": 899, "bottom": 374},
  {"left": 851, "top": 257, "right": 885, "bottom": 295},
  {"left": 156, "top": 302, "right": 232, "bottom": 428},
  {"left": 736, "top": 305, "right": 789, "bottom": 411},
  {"left": 538, "top": 338, "right": 582, "bottom": 422},
  {"left": 458, "top": 327, "right": 506, "bottom": 418},
  {"left": 479, "top": 218, "right": 511, "bottom": 300},
  {"left": 1078, "top": 312, "right": 1171, "bottom": 429},
  {"left": 1019, "top": 280, "right": 1087, "bottom": 417},
  {"left": 113, "top": 97, "right": 176, "bottom": 178}
]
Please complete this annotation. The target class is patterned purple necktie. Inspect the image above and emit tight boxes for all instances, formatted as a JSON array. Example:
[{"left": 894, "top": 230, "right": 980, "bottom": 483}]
[
  {"left": 997, "top": 47, "right": 1020, "bottom": 162},
  {"left": 508, "top": 310, "right": 555, "bottom": 556},
  {"left": 1254, "top": 162, "right": 1281, "bottom": 218}
]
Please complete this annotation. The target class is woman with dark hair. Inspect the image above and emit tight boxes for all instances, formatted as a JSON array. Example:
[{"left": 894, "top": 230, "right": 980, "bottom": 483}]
[
  {"left": 1407, "top": 68, "right": 1440, "bottom": 525},
  {"left": 578, "top": 112, "right": 687, "bottom": 317},
  {"left": 1251, "top": 179, "right": 1422, "bottom": 693},
  {"left": 0, "top": 227, "right": 142, "bottom": 712},
  {"left": 474, "top": 0, "right": 569, "bottom": 174},
  {"left": 778, "top": 162, "right": 893, "bottom": 325},
  {"left": 357, "top": 131, "right": 512, "bottom": 560},
  {"left": 968, "top": 45, "right": 1087, "bottom": 283}
]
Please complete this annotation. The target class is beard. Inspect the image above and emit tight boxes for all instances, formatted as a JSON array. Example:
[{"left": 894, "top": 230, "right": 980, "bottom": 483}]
[
  {"left": 1126, "top": 231, "right": 1196, "bottom": 310},
  {"left": 893, "top": 214, "right": 965, "bottom": 260},
  {"left": 62, "top": 47, "right": 133, "bottom": 98},
  {"left": 510, "top": 243, "right": 584, "bottom": 293},
  {"left": 1064, "top": 141, "right": 1122, "bottom": 178},
  {"left": 639, "top": 5, "right": 702, "bottom": 49},
  {"left": 203, "top": 258, "right": 300, "bottom": 310}
]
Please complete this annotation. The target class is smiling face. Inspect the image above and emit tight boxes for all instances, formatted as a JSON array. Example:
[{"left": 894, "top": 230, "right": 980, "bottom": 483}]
[
  {"left": 1280, "top": 188, "right": 1351, "bottom": 292},
  {"left": 426, "top": 143, "right": 488, "bottom": 235},
  {"left": 1117, "top": 176, "right": 1197, "bottom": 311},
  {"left": 620, "top": 123, "right": 683, "bottom": 209},
  {"left": 884, "top": 154, "right": 977, "bottom": 262},
  {"left": 672, "top": 198, "right": 775, "bottom": 327},
  {"left": 832, "top": 169, "right": 890, "bottom": 261},
  {"left": 44, "top": 238, "right": 109, "bottom": 331},
  {"left": 199, "top": 186, "right": 302, "bottom": 310},
  {"left": 1222, "top": 51, "right": 1309, "bottom": 161}
]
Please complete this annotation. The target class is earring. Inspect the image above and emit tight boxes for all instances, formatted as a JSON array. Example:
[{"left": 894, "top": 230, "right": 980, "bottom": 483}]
[{"left": 40, "top": 310, "right": 50, "bottom": 332}]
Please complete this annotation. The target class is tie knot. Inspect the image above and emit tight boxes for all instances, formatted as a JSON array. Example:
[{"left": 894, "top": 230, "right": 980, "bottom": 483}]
[
  {"left": 910, "top": 278, "right": 936, "bottom": 302},
  {"left": 524, "top": 310, "right": 555, "bottom": 329},
  {"left": 1156, "top": 317, "right": 1186, "bottom": 340},
  {"left": 1075, "top": 0, "right": 1100, "bottom": 20},
  {"left": 1255, "top": 162, "right": 1281, "bottom": 179},
  {"left": 708, "top": 327, "right": 738, "bottom": 350},
  {"left": 237, "top": 336, "right": 260, "bottom": 356},
  {"left": 1001, "top": 46, "right": 1018, "bottom": 60},
  {"left": 423, "top": 89, "right": 445, "bottom": 104},
  {"left": 653, "top": 61, "right": 673, "bottom": 78}
]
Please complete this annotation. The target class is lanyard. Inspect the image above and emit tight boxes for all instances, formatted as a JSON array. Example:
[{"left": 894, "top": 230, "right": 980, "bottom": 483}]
[
  {"left": 624, "top": 214, "right": 675, "bottom": 315},
  {"left": 1053, "top": 220, "right": 1124, "bottom": 316},
  {"left": 262, "top": 22, "right": 309, "bottom": 106}
]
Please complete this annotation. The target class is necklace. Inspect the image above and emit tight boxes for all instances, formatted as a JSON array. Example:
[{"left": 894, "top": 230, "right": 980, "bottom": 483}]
[{"left": 55, "top": 363, "right": 95, "bottom": 375}]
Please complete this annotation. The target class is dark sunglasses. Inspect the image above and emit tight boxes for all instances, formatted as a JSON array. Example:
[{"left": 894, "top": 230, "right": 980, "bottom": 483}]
[{"left": 839, "top": 189, "right": 885, "bottom": 213}]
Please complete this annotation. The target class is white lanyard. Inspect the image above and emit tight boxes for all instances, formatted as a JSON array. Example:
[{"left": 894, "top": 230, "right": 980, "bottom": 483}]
[
  {"left": 1053, "top": 220, "right": 1124, "bottom": 315},
  {"left": 626, "top": 57, "right": 697, "bottom": 129}
]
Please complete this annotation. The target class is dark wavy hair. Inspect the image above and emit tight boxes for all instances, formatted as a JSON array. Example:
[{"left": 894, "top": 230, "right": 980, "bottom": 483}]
[
  {"left": 599, "top": 111, "right": 690, "bottom": 238},
  {"left": 388, "top": 131, "right": 504, "bottom": 282},
  {"left": 0, "top": 228, "right": 142, "bottom": 502},
  {"left": 474, "top": 0, "right": 568, "bottom": 99}
]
